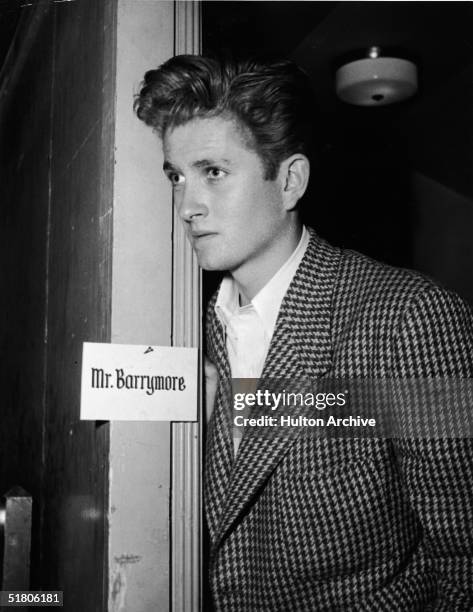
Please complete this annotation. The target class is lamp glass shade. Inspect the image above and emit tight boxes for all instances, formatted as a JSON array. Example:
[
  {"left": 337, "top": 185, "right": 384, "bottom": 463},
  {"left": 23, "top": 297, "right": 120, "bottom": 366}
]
[{"left": 336, "top": 57, "right": 418, "bottom": 106}]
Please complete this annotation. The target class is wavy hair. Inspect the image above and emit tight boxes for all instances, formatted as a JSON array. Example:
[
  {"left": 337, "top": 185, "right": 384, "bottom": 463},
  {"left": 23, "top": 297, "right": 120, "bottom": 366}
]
[{"left": 134, "top": 54, "right": 316, "bottom": 180}]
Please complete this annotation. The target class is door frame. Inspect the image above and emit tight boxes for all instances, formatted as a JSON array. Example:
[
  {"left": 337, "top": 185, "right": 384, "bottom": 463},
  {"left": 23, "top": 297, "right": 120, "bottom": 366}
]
[{"left": 171, "top": 2, "right": 202, "bottom": 611}]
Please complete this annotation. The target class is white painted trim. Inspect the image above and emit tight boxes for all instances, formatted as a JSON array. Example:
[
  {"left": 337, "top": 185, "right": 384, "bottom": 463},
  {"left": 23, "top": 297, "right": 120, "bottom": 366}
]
[
  {"left": 171, "top": 2, "right": 202, "bottom": 611},
  {"left": 110, "top": 2, "right": 174, "bottom": 611}
]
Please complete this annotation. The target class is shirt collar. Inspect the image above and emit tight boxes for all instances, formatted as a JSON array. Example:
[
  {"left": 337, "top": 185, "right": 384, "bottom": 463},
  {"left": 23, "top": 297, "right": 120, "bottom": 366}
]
[{"left": 215, "top": 225, "right": 310, "bottom": 338}]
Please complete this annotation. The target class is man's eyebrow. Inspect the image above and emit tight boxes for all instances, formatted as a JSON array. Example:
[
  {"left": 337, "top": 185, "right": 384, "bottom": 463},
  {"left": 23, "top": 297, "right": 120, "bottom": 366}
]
[
  {"left": 192, "top": 158, "right": 232, "bottom": 168},
  {"left": 163, "top": 158, "right": 233, "bottom": 172},
  {"left": 162, "top": 161, "right": 176, "bottom": 172}
]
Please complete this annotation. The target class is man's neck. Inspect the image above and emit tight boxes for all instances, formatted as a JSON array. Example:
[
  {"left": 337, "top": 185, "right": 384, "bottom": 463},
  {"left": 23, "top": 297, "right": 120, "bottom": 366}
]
[{"left": 233, "top": 222, "right": 303, "bottom": 305}]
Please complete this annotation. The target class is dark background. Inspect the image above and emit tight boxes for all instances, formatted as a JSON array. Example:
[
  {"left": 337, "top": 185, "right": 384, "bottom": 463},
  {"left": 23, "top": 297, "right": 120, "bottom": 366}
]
[{"left": 202, "top": 1, "right": 473, "bottom": 305}]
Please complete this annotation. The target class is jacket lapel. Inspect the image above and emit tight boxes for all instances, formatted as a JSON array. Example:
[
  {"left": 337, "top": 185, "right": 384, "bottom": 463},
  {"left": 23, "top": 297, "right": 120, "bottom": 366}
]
[
  {"left": 204, "top": 313, "right": 235, "bottom": 542},
  {"left": 211, "top": 230, "right": 341, "bottom": 550}
]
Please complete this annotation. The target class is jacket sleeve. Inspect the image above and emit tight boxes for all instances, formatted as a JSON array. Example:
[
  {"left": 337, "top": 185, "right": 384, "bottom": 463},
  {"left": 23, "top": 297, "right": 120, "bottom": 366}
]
[{"left": 392, "top": 284, "right": 473, "bottom": 610}]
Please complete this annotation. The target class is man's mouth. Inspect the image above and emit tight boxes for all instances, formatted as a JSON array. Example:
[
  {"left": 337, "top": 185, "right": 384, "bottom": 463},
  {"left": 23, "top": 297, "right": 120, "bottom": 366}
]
[{"left": 191, "top": 231, "right": 217, "bottom": 239}]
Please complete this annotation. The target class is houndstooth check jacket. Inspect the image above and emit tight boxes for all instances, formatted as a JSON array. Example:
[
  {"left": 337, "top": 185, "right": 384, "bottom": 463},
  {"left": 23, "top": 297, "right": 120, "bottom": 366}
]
[{"left": 204, "top": 228, "right": 473, "bottom": 611}]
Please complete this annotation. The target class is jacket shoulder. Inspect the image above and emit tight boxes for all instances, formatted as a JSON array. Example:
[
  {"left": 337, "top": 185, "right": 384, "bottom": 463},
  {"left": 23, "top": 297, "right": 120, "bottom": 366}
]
[
  {"left": 331, "top": 246, "right": 473, "bottom": 373},
  {"left": 333, "top": 247, "right": 455, "bottom": 325}
]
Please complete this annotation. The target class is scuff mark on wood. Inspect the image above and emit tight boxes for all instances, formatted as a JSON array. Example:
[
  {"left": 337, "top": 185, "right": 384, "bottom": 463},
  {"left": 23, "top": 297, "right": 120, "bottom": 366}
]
[
  {"left": 114, "top": 553, "right": 142, "bottom": 566},
  {"left": 111, "top": 567, "right": 126, "bottom": 612}
]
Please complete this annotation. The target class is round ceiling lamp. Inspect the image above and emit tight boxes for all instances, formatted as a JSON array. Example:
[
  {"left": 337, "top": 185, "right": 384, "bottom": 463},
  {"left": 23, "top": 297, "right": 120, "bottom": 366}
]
[{"left": 335, "top": 46, "right": 418, "bottom": 106}]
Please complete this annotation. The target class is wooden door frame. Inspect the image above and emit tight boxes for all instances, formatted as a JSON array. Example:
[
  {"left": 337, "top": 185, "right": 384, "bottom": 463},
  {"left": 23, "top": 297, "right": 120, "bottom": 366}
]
[{"left": 171, "top": 2, "right": 202, "bottom": 611}]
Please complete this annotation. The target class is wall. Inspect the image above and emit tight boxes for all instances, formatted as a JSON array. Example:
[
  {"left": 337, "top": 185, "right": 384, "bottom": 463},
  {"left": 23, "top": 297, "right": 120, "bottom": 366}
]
[
  {"left": 411, "top": 172, "right": 473, "bottom": 306},
  {"left": 404, "top": 61, "right": 473, "bottom": 306},
  {"left": 404, "top": 64, "right": 473, "bottom": 202}
]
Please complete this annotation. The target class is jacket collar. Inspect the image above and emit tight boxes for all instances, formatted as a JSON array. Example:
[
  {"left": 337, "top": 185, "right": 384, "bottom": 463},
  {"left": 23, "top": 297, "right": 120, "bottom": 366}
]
[{"left": 205, "top": 229, "right": 341, "bottom": 548}]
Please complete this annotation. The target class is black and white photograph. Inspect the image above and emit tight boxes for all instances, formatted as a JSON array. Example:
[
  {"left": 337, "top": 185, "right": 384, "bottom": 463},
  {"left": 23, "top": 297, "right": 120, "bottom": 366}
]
[{"left": 1, "top": 1, "right": 472, "bottom": 610}]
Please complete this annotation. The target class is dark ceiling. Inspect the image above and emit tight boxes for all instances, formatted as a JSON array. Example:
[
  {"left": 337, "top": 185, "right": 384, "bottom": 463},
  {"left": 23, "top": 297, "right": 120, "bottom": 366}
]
[
  {"left": 204, "top": 1, "right": 336, "bottom": 61},
  {"left": 292, "top": 2, "right": 473, "bottom": 110},
  {"left": 204, "top": 1, "right": 473, "bottom": 113}
]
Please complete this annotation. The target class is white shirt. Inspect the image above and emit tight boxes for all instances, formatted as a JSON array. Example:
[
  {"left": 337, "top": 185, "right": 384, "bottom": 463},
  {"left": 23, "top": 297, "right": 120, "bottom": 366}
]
[{"left": 215, "top": 225, "right": 310, "bottom": 453}]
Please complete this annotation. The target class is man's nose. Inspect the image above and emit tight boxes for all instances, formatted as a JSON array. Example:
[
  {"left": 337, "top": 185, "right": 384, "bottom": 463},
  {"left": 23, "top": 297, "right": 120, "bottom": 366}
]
[{"left": 176, "top": 184, "right": 209, "bottom": 222}]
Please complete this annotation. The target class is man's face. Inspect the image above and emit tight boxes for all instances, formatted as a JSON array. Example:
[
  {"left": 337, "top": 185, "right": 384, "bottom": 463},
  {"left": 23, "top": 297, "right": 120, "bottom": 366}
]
[{"left": 162, "top": 116, "right": 292, "bottom": 283}]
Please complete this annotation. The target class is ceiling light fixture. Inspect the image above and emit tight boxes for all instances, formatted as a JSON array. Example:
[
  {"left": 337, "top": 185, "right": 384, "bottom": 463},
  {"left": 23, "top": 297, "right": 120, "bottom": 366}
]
[{"left": 335, "top": 46, "right": 418, "bottom": 106}]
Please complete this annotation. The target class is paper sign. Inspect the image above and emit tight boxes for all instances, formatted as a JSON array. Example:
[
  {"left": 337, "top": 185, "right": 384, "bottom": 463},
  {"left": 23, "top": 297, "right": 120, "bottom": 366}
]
[{"left": 80, "top": 342, "right": 198, "bottom": 421}]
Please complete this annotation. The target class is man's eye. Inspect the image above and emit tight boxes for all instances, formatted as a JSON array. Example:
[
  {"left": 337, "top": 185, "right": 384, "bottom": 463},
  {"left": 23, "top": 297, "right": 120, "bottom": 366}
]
[
  {"left": 169, "top": 173, "right": 184, "bottom": 185},
  {"left": 206, "top": 167, "right": 226, "bottom": 180}
]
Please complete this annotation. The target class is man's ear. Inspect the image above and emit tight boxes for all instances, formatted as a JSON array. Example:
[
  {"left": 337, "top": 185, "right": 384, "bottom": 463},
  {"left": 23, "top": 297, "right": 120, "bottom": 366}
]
[{"left": 279, "top": 154, "right": 310, "bottom": 211}]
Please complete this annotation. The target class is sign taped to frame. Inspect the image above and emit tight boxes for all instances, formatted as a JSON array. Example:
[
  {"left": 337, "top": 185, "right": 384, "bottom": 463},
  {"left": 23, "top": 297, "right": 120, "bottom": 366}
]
[{"left": 80, "top": 342, "right": 198, "bottom": 421}]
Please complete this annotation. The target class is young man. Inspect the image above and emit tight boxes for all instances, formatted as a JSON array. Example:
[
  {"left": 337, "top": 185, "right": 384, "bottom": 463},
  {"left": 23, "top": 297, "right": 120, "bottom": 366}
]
[{"left": 135, "top": 55, "right": 473, "bottom": 610}]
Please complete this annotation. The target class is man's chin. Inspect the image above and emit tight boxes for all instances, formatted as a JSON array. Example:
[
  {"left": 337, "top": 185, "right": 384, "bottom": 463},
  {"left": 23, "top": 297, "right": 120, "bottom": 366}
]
[
  {"left": 193, "top": 250, "right": 233, "bottom": 272},
  {"left": 197, "top": 258, "right": 228, "bottom": 272}
]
